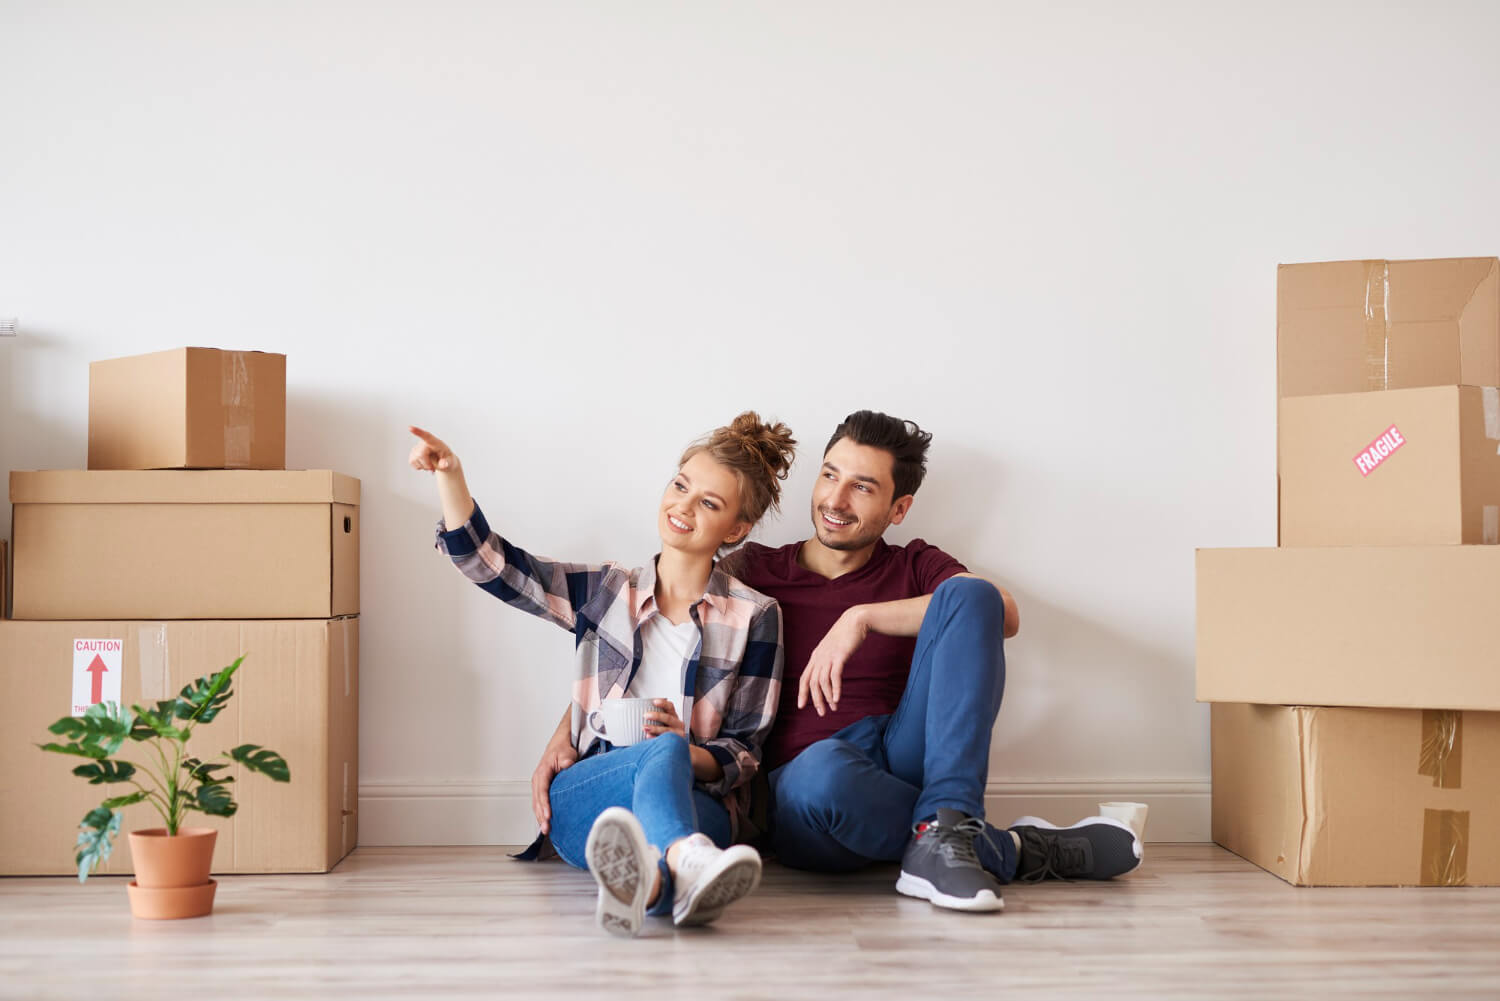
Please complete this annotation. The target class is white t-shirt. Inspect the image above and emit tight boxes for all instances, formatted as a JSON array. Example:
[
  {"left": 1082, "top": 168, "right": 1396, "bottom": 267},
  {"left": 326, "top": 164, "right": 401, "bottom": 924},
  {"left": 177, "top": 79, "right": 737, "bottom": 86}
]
[
  {"left": 580, "top": 613, "right": 699, "bottom": 748},
  {"left": 627, "top": 613, "right": 699, "bottom": 722}
]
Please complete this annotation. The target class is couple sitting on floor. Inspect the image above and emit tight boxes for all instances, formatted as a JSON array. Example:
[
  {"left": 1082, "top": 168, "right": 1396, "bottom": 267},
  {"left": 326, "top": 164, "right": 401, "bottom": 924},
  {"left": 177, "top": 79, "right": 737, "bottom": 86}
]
[{"left": 409, "top": 409, "right": 1141, "bottom": 937}]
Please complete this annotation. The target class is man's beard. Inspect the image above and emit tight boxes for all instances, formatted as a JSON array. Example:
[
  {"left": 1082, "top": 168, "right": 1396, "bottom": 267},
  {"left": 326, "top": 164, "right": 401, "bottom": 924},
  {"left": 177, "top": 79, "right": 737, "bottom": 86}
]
[{"left": 812, "top": 508, "right": 884, "bottom": 551}]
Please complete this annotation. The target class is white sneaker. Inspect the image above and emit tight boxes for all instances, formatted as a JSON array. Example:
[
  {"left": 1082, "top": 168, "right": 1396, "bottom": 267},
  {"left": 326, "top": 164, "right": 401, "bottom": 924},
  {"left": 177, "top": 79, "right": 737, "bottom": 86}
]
[
  {"left": 669, "top": 833, "right": 762, "bottom": 927},
  {"left": 585, "top": 807, "right": 660, "bottom": 938}
]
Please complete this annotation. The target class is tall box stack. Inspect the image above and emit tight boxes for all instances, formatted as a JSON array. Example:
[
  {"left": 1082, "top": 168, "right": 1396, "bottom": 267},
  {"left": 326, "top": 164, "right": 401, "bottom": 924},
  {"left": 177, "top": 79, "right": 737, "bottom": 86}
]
[
  {"left": 1198, "top": 258, "right": 1500, "bottom": 886},
  {"left": 1, "top": 348, "right": 359, "bottom": 876}
]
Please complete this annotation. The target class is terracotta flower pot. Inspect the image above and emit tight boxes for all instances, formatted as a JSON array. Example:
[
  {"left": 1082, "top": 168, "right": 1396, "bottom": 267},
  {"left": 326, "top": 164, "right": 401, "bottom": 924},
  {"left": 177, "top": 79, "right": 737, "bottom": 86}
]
[
  {"left": 126, "top": 828, "right": 217, "bottom": 919},
  {"left": 129, "top": 828, "right": 217, "bottom": 890}
]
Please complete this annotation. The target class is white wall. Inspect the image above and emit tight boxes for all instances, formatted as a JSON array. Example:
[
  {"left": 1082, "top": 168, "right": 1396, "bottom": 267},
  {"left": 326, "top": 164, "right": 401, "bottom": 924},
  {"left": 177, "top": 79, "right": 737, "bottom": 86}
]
[{"left": 4, "top": 2, "right": 1499, "bottom": 844}]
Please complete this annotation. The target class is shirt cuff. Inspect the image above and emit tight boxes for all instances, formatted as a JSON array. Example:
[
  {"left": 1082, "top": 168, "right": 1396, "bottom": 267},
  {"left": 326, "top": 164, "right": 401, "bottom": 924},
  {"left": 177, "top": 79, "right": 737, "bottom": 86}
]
[{"left": 436, "top": 499, "right": 487, "bottom": 555}]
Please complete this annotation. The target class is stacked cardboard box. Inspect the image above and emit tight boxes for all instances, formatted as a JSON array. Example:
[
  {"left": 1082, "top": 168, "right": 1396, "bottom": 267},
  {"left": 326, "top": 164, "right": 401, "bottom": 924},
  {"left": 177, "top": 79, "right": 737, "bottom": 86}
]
[
  {"left": 1, "top": 348, "right": 359, "bottom": 875},
  {"left": 1198, "top": 257, "right": 1500, "bottom": 886}
]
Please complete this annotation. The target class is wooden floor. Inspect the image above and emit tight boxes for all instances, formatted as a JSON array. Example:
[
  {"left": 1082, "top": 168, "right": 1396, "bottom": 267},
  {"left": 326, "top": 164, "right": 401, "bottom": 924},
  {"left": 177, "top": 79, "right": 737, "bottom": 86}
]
[{"left": 3, "top": 844, "right": 1499, "bottom": 1000}]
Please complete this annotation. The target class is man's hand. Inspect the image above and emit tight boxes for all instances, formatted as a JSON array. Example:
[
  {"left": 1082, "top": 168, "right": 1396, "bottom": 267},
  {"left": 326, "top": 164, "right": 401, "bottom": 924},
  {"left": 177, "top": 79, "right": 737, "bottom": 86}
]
[
  {"left": 531, "top": 743, "right": 578, "bottom": 835},
  {"left": 798, "top": 607, "right": 869, "bottom": 717}
]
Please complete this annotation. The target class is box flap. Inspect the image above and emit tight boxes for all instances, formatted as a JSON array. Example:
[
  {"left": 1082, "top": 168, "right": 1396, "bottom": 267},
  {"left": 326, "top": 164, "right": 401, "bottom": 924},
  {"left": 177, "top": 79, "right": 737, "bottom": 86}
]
[
  {"left": 10, "top": 470, "right": 360, "bottom": 505},
  {"left": 1278, "top": 257, "right": 1500, "bottom": 398}
]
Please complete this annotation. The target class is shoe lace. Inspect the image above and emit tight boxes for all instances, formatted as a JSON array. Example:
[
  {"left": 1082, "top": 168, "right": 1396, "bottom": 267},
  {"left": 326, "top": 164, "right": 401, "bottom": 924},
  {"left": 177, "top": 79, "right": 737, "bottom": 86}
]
[
  {"left": 914, "top": 816, "right": 985, "bottom": 867},
  {"left": 1015, "top": 828, "right": 1086, "bottom": 883},
  {"left": 671, "top": 836, "right": 720, "bottom": 885}
]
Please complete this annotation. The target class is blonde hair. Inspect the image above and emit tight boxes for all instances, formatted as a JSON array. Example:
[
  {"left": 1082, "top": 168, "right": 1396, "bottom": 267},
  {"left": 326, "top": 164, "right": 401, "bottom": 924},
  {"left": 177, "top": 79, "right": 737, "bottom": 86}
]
[{"left": 679, "top": 411, "right": 797, "bottom": 525}]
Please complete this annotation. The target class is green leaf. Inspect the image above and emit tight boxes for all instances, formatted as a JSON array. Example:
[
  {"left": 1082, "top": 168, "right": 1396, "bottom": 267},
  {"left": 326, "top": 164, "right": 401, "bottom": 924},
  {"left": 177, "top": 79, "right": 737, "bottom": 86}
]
[
  {"left": 82, "top": 806, "right": 113, "bottom": 831},
  {"left": 131, "top": 705, "right": 188, "bottom": 742},
  {"left": 74, "top": 809, "right": 121, "bottom": 883},
  {"left": 101, "top": 790, "right": 148, "bottom": 810},
  {"left": 48, "top": 703, "right": 133, "bottom": 756},
  {"left": 230, "top": 744, "right": 290, "bottom": 782},
  {"left": 179, "top": 656, "right": 243, "bottom": 723},
  {"left": 38, "top": 741, "right": 108, "bottom": 760},
  {"left": 195, "top": 783, "right": 237, "bottom": 817},
  {"left": 182, "top": 758, "right": 232, "bottom": 783},
  {"left": 47, "top": 717, "right": 88, "bottom": 738},
  {"left": 71, "top": 760, "right": 137, "bottom": 785}
]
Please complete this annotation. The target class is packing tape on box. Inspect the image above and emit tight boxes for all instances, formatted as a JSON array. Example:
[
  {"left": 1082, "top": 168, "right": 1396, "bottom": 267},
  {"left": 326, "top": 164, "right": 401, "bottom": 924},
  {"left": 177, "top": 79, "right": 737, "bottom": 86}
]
[
  {"left": 1363, "top": 260, "right": 1392, "bottom": 391},
  {"left": 222, "top": 351, "right": 254, "bottom": 468},
  {"left": 1482, "top": 389, "right": 1499, "bottom": 543},
  {"left": 342, "top": 618, "right": 352, "bottom": 698},
  {"left": 1417, "top": 711, "right": 1468, "bottom": 886},
  {"left": 1421, "top": 809, "right": 1469, "bottom": 886},
  {"left": 137, "top": 625, "right": 170, "bottom": 702},
  {"left": 1418, "top": 710, "right": 1463, "bottom": 789}
]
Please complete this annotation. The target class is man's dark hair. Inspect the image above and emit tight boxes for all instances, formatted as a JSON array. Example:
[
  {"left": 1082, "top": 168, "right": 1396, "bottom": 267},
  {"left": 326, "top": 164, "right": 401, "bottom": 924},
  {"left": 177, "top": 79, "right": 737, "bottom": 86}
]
[{"left": 823, "top": 410, "right": 933, "bottom": 499}]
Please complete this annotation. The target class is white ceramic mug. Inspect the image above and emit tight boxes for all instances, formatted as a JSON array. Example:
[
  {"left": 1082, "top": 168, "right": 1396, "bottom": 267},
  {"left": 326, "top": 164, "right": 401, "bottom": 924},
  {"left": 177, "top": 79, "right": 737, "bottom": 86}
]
[
  {"left": 1098, "top": 801, "right": 1149, "bottom": 841},
  {"left": 588, "top": 698, "right": 658, "bottom": 747}
]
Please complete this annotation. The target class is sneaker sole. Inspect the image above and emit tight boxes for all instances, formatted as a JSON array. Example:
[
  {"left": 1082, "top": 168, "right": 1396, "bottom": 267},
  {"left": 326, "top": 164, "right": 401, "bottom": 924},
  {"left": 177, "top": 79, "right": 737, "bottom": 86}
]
[
  {"left": 672, "top": 848, "right": 762, "bottom": 927},
  {"left": 585, "top": 808, "right": 656, "bottom": 938},
  {"left": 1010, "top": 814, "right": 1144, "bottom": 876},
  {"left": 895, "top": 871, "right": 1004, "bottom": 912}
]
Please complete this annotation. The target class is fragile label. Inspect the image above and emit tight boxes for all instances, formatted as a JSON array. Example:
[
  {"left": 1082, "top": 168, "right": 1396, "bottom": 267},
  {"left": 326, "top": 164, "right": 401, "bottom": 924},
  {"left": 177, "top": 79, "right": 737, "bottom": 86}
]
[
  {"left": 71, "top": 638, "right": 123, "bottom": 716},
  {"left": 1354, "top": 425, "right": 1406, "bottom": 477}
]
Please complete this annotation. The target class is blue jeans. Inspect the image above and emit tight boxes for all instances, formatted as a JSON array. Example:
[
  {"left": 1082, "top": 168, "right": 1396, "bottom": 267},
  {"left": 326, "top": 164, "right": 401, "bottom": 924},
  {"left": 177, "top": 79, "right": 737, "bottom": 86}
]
[
  {"left": 547, "top": 733, "right": 733, "bottom": 871},
  {"left": 768, "top": 576, "right": 1019, "bottom": 881}
]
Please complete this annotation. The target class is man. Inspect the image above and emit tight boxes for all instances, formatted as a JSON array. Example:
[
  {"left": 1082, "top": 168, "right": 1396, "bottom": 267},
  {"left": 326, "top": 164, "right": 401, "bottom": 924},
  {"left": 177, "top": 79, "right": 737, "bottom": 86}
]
[{"left": 716, "top": 410, "right": 1140, "bottom": 912}]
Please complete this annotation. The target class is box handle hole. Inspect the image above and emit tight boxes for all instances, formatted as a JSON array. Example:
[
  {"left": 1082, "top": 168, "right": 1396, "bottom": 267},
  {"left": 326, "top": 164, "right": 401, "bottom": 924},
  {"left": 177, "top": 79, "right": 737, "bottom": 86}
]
[{"left": 343, "top": 516, "right": 352, "bottom": 533}]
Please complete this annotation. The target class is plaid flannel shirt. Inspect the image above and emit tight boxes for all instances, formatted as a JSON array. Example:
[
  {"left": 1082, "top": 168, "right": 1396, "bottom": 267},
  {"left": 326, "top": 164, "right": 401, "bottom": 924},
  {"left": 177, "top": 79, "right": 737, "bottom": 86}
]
[{"left": 436, "top": 501, "right": 783, "bottom": 839}]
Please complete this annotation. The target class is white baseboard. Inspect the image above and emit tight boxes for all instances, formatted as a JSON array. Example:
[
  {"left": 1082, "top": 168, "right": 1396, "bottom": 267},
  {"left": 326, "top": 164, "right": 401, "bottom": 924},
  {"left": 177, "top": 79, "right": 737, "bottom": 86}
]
[
  {"left": 359, "top": 778, "right": 1211, "bottom": 847},
  {"left": 983, "top": 780, "right": 1210, "bottom": 843}
]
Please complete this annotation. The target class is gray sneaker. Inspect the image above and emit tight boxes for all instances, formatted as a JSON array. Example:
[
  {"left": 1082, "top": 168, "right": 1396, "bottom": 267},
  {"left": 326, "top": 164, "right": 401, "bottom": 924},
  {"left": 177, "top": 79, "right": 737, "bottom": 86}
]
[
  {"left": 894, "top": 808, "right": 1004, "bottom": 912},
  {"left": 1010, "top": 815, "right": 1143, "bottom": 881}
]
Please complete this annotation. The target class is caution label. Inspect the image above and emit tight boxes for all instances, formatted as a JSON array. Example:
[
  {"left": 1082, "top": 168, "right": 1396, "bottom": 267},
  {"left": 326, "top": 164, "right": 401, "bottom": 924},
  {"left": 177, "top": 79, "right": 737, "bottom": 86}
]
[{"left": 72, "top": 639, "right": 124, "bottom": 717}]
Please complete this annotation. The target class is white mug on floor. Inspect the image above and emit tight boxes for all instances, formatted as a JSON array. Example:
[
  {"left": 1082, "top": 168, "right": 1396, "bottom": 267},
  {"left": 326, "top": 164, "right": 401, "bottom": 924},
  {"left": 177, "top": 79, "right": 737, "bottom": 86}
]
[{"left": 1099, "top": 801, "right": 1149, "bottom": 841}]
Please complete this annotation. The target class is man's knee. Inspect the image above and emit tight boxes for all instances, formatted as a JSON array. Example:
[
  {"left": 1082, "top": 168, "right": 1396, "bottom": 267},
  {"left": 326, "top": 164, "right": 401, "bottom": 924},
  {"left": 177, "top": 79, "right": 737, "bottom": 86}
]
[
  {"left": 775, "top": 739, "right": 864, "bottom": 822},
  {"left": 930, "top": 576, "right": 1002, "bottom": 621}
]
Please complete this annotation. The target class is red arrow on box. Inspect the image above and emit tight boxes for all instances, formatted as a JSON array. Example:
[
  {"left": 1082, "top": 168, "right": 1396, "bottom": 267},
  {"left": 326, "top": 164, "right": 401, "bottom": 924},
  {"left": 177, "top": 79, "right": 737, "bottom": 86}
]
[{"left": 86, "top": 655, "right": 109, "bottom": 705}]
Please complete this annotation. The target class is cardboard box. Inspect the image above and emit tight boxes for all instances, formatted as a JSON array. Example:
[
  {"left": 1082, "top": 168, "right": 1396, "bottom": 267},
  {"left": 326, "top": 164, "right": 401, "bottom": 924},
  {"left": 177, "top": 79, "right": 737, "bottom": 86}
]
[
  {"left": 1279, "top": 386, "right": 1500, "bottom": 546},
  {"left": 0, "top": 616, "right": 358, "bottom": 875},
  {"left": 1212, "top": 703, "right": 1498, "bottom": 886},
  {"left": 10, "top": 470, "right": 358, "bottom": 620},
  {"left": 1278, "top": 257, "right": 1500, "bottom": 399},
  {"left": 89, "top": 347, "right": 286, "bottom": 470},
  {"left": 1196, "top": 546, "right": 1500, "bottom": 710}
]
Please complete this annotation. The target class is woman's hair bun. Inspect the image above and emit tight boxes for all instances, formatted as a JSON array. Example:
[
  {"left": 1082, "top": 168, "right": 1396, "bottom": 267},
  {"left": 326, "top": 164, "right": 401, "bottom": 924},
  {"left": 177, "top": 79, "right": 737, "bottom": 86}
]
[{"left": 680, "top": 411, "right": 797, "bottom": 526}]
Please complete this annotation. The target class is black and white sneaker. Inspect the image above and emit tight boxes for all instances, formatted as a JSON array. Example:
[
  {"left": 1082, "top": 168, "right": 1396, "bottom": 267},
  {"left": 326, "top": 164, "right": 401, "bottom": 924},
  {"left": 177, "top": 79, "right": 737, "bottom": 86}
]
[
  {"left": 585, "top": 807, "right": 659, "bottom": 938},
  {"left": 894, "top": 808, "right": 1004, "bottom": 913},
  {"left": 1010, "top": 815, "right": 1143, "bottom": 881}
]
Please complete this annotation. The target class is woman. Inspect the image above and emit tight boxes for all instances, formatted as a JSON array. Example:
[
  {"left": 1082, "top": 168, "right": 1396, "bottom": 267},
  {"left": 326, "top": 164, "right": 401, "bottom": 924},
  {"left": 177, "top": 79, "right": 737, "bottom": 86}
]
[{"left": 409, "top": 414, "right": 795, "bottom": 937}]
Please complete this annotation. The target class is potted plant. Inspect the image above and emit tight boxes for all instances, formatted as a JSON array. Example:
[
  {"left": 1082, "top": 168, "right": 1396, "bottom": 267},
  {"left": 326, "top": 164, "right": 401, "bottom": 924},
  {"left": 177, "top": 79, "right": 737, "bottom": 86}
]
[{"left": 38, "top": 655, "right": 290, "bottom": 919}]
